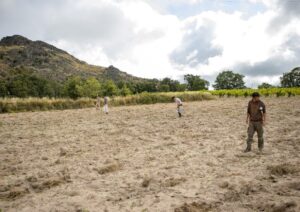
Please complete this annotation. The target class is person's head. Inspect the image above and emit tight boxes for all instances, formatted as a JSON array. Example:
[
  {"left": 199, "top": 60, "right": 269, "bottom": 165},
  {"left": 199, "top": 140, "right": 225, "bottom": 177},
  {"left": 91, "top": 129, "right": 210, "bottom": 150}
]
[
  {"left": 252, "top": 92, "right": 260, "bottom": 101},
  {"left": 171, "top": 96, "right": 175, "bottom": 101}
]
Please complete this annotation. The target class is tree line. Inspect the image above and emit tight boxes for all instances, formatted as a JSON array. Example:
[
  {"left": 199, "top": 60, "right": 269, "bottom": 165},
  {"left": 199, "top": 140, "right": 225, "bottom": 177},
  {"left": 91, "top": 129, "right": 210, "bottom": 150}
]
[{"left": 0, "top": 67, "right": 299, "bottom": 98}]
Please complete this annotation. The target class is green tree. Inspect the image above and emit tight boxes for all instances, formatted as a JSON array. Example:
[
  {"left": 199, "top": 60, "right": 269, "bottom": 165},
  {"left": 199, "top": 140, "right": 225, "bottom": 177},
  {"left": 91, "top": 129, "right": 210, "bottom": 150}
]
[
  {"left": 184, "top": 74, "right": 209, "bottom": 91},
  {"left": 7, "top": 74, "right": 32, "bottom": 97},
  {"left": 0, "top": 80, "right": 8, "bottom": 97},
  {"left": 123, "top": 82, "right": 136, "bottom": 94},
  {"left": 78, "top": 77, "right": 101, "bottom": 98},
  {"left": 177, "top": 83, "right": 187, "bottom": 91},
  {"left": 102, "top": 80, "right": 119, "bottom": 96},
  {"left": 120, "top": 84, "right": 132, "bottom": 96},
  {"left": 213, "top": 70, "right": 246, "bottom": 90},
  {"left": 258, "top": 82, "right": 274, "bottom": 89},
  {"left": 280, "top": 67, "right": 300, "bottom": 87},
  {"left": 49, "top": 81, "right": 63, "bottom": 97},
  {"left": 134, "top": 80, "right": 158, "bottom": 93},
  {"left": 160, "top": 77, "right": 182, "bottom": 92},
  {"left": 159, "top": 84, "right": 170, "bottom": 92},
  {"left": 6, "top": 72, "right": 59, "bottom": 98},
  {"left": 29, "top": 75, "right": 56, "bottom": 97},
  {"left": 63, "top": 76, "right": 83, "bottom": 99}
]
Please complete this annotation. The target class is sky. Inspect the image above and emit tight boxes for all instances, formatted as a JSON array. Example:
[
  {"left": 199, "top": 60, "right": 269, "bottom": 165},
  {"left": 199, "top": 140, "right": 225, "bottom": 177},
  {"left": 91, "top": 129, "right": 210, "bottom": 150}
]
[{"left": 0, "top": 0, "right": 300, "bottom": 88}]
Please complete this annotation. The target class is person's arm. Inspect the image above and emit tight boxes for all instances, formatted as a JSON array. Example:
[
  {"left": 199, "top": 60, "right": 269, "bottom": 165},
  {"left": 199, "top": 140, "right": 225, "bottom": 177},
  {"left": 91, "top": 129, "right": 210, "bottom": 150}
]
[
  {"left": 262, "top": 113, "right": 266, "bottom": 126},
  {"left": 246, "top": 113, "right": 250, "bottom": 124},
  {"left": 262, "top": 103, "right": 266, "bottom": 126},
  {"left": 246, "top": 102, "right": 250, "bottom": 124}
]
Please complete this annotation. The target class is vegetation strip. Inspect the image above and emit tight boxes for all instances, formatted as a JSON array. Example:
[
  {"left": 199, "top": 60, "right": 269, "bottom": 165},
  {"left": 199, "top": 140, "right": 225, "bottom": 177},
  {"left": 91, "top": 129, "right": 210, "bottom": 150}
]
[
  {"left": 0, "top": 91, "right": 214, "bottom": 113},
  {"left": 1, "top": 88, "right": 300, "bottom": 113}
]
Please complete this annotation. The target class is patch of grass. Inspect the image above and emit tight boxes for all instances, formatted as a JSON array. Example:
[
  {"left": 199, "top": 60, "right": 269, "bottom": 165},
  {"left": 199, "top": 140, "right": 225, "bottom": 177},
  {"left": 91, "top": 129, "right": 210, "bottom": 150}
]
[{"left": 267, "top": 163, "right": 299, "bottom": 176}]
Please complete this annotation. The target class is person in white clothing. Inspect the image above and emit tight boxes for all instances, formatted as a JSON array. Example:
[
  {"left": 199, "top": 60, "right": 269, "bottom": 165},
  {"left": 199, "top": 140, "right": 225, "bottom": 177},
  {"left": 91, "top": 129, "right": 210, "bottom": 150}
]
[
  {"left": 103, "top": 96, "right": 109, "bottom": 114},
  {"left": 172, "top": 96, "right": 183, "bottom": 117}
]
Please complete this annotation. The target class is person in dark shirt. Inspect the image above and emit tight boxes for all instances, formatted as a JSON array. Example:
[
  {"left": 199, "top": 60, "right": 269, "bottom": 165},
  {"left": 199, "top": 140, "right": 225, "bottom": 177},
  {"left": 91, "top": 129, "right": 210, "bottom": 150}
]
[{"left": 245, "top": 92, "right": 266, "bottom": 152}]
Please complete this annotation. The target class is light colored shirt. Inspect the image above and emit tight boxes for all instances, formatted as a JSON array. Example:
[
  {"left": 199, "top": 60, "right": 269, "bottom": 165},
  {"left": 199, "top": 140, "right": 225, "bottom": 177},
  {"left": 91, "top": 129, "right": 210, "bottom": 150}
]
[{"left": 175, "top": 97, "right": 182, "bottom": 106}]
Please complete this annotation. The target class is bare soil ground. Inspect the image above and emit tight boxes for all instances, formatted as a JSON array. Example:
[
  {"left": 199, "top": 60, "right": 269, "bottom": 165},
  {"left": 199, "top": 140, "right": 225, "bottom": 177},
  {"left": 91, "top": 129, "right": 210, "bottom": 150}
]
[{"left": 0, "top": 97, "right": 299, "bottom": 212}]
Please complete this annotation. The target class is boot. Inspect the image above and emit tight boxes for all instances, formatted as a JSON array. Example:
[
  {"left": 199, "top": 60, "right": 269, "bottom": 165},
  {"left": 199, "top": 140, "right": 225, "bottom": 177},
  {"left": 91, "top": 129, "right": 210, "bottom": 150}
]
[{"left": 244, "top": 145, "right": 251, "bottom": 153}]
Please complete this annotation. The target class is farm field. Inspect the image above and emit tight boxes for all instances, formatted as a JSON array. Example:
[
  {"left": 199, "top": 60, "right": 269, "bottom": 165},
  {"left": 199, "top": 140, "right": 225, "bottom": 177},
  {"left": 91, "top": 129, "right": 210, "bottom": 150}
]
[{"left": 0, "top": 97, "right": 299, "bottom": 212}]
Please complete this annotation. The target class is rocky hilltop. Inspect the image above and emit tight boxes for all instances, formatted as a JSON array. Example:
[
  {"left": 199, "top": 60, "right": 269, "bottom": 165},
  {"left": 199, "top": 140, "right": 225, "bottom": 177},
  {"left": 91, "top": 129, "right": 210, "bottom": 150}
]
[{"left": 0, "top": 35, "right": 146, "bottom": 83}]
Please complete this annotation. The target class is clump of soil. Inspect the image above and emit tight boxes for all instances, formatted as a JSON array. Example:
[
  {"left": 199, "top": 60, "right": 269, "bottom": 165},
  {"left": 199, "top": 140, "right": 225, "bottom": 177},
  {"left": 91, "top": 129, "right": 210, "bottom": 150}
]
[
  {"left": 141, "top": 178, "right": 151, "bottom": 188},
  {"left": 60, "top": 147, "right": 67, "bottom": 156},
  {"left": 30, "top": 177, "right": 65, "bottom": 192},
  {"left": 218, "top": 181, "right": 229, "bottom": 189},
  {"left": 223, "top": 182, "right": 264, "bottom": 202},
  {"left": 0, "top": 186, "right": 29, "bottom": 200},
  {"left": 174, "top": 201, "right": 218, "bottom": 212},
  {"left": 163, "top": 177, "right": 187, "bottom": 187},
  {"left": 260, "top": 200, "right": 297, "bottom": 212},
  {"left": 94, "top": 163, "right": 120, "bottom": 175},
  {"left": 223, "top": 189, "right": 241, "bottom": 202},
  {"left": 267, "top": 164, "right": 299, "bottom": 176},
  {"left": 287, "top": 182, "right": 300, "bottom": 191}
]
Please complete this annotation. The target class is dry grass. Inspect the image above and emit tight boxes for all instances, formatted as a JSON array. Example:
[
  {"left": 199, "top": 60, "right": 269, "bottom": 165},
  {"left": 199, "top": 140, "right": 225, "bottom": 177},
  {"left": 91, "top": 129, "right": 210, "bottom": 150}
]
[
  {"left": 0, "top": 92, "right": 214, "bottom": 113},
  {"left": 267, "top": 164, "right": 299, "bottom": 176}
]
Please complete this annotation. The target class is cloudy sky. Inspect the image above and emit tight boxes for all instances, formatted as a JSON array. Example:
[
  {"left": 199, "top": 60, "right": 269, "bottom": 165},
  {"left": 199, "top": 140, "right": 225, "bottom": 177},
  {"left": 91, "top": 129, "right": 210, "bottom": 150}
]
[{"left": 0, "top": 0, "right": 299, "bottom": 88}]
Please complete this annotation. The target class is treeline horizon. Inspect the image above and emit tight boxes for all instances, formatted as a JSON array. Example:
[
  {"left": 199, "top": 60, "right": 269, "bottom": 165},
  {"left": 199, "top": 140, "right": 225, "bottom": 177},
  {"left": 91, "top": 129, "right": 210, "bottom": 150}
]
[{"left": 0, "top": 67, "right": 299, "bottom": 99}]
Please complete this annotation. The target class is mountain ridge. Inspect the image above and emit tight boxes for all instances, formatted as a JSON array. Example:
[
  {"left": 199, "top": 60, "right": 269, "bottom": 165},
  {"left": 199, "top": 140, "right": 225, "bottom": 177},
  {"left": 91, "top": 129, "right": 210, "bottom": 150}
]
[{"left": 0, "top": 35, "right": 148, "bottom": 83}]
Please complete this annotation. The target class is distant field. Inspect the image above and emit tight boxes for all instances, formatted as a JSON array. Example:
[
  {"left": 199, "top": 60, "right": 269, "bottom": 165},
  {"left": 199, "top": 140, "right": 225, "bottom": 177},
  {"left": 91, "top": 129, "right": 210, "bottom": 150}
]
[
  {"left": 0, "top": 87, "right": 300, "bottom": 113},
  {"left": 0, "top": 97, "right": 299, "bottom": 211}
]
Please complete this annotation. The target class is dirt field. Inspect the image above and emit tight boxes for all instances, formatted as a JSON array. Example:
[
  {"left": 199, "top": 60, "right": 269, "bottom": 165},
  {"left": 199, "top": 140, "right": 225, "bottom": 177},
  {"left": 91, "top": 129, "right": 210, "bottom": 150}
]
[{"left": 0, "top": 97, "right": 299, "bottom": 212}]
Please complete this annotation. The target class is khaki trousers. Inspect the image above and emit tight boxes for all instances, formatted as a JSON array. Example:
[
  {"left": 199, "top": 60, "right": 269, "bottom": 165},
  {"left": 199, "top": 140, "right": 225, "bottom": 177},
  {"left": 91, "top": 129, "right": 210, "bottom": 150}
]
[{"left": 247, "top": 121, "right": 264, "bottom": 150}]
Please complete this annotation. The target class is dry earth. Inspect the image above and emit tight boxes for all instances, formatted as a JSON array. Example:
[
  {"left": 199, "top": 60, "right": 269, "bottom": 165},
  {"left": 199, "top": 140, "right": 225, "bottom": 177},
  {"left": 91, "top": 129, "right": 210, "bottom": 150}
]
[{"left": 0, "top": 97, "right": 299, "bottom": 212}]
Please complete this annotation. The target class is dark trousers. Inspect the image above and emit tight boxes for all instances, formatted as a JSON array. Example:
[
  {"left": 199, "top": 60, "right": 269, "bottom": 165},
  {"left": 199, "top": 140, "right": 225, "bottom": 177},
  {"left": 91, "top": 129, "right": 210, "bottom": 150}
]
[
  {"left": 247, "top": 121, "right": 264, "bottom": 150},
  {"left": 177, "top": 105, "right": 183, "bottom": 117}
]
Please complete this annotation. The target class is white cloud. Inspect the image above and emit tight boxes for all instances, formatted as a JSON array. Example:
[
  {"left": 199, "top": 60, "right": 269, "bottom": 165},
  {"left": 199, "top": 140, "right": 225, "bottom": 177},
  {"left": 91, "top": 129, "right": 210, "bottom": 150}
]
[
  {"left": 168, "top": 2, "right": 300, "bottom": 86},
  {"left": 0, "top": 0, "right": 299, "bottom": 87}
]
